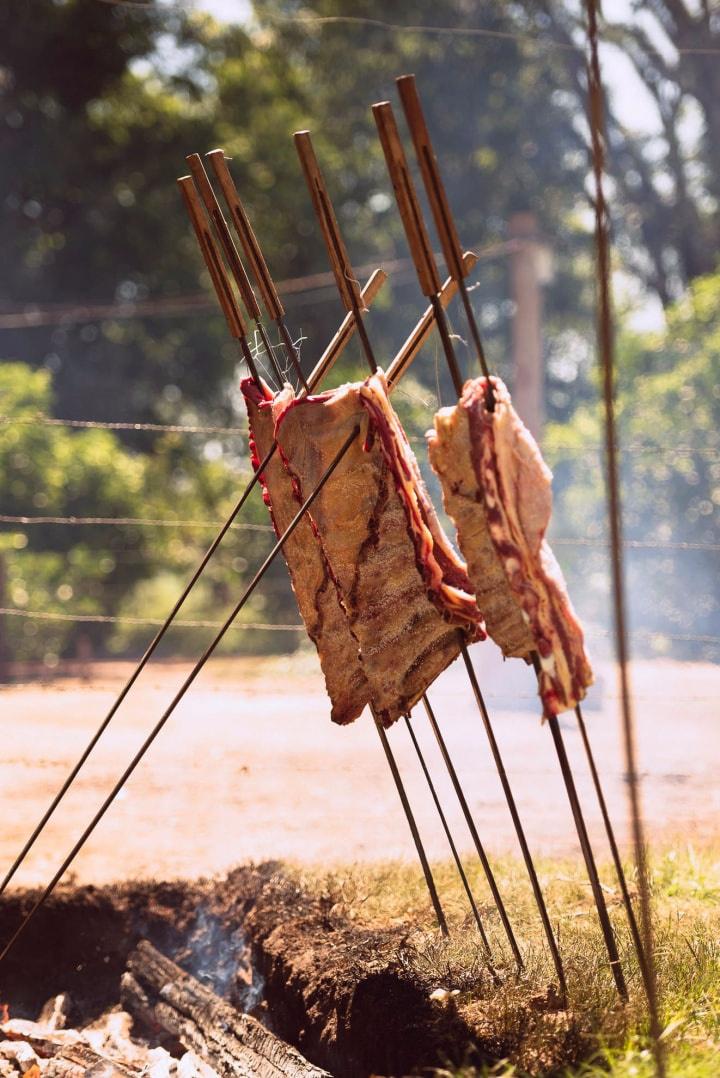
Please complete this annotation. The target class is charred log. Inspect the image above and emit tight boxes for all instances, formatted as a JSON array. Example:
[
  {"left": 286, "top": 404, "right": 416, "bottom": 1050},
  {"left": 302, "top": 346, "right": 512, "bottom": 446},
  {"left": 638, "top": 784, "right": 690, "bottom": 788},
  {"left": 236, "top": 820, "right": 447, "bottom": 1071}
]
[{"left": 121, "top": 941, "right": 329, "bottom": 1078}]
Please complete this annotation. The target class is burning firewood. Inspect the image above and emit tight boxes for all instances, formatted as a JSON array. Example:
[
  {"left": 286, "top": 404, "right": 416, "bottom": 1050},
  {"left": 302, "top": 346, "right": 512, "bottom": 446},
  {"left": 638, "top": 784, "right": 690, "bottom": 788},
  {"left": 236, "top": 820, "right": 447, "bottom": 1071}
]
[{"left": 121, "top": 941, "right": 329, "bottom": 1078}]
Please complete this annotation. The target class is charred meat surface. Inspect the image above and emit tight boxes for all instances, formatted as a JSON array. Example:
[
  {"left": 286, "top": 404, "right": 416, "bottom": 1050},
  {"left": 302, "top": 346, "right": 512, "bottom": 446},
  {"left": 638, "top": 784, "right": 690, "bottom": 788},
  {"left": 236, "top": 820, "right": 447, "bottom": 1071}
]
[{"left": 428, "top": 376, "right": 593, "bottom": 716}]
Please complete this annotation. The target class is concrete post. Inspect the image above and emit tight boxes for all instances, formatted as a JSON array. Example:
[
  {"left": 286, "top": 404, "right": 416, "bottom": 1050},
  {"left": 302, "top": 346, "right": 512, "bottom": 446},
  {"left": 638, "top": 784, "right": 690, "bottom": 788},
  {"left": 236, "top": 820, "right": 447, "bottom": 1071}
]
[{"left": 509, "top": 212, "right": 548, "bottom": 440}]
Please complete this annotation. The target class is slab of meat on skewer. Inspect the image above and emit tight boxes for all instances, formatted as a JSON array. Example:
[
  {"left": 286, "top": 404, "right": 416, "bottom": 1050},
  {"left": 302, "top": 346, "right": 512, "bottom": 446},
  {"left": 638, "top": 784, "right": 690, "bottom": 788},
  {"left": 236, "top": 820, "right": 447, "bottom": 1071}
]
[
  {"left": 243, "top": 378, "right": 371, "bottom": 726},
  {"left": 243, "top": 371, "right": 484, "bottom": 727},
  {"left": 427, "top": 376, "right": 593, "bottom": 717}
]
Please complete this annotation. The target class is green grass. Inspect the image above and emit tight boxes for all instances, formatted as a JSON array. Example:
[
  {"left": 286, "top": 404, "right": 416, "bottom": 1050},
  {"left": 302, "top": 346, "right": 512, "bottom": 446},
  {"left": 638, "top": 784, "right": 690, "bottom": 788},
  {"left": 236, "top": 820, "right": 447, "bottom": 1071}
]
[{"left": 295, "top": 844, "right": 720, "bottom": 1076}]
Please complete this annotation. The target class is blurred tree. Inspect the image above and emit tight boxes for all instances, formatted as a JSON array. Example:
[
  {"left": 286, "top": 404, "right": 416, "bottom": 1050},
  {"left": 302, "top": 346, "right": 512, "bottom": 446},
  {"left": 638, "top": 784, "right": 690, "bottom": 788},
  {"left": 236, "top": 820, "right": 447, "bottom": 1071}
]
[
  {"left": 0, "top": 362, "right": 288, "bottom": 662},
  {"left": 544, "top": 267, "right": 720, "bottom": 660},
  {"left": 543, "top": 0, "right": 720, "bottom": 304}
]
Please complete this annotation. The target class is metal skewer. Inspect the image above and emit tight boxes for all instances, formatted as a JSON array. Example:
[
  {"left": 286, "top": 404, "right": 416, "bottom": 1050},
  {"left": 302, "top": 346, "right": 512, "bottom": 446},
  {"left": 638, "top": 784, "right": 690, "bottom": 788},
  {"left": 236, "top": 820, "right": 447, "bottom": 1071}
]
[
  {"left": 373, "top": 98, "right": 557, "bottom": 984},
  {"left": 293, "top": 127, "right": 453, "bottom": 938},
  {"left": 0, "top": 241, "right": 467, "bottom": 901},
  {"left": 205, "top": 149, "right": 309, "bottom": 392},
  {"left": 586, "top": 0, "right": 662, "bottom": 1045},
  {"left": 185, "top": 153, "right": 285, "bottom": 388},
  {"left": 394, "top": 77, "right": 631, "bottom": 999}
]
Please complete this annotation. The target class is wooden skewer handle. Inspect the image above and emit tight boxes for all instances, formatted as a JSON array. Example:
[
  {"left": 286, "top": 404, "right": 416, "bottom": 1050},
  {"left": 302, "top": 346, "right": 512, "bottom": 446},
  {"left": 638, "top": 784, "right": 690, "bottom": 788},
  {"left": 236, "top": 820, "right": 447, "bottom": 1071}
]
[
  {"left": 177, "top": 176, "right": 246, "bottom": 339},
  {"left": 372, "top": 101, "right": 441, "bottom": 299},
  {"left": 185, "top": 153, "right": 262, "bottom": 322},
  {"left": 387, "top": 250, "right": 478, "bottom": 389},
  {"left": 205, "top": 149, "right": 285, "bottom": 323},
  {"left": 293, "top": 130, "right": 366, "bottom": 314},
  {"left": 396, "top": 74, "right": 466, "bottom": 283}
]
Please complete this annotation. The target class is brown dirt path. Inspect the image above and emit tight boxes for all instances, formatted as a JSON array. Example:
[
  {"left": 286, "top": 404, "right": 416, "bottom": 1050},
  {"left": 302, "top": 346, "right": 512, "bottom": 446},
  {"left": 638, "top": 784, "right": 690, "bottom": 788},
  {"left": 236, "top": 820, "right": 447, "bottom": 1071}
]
[{"left": 1, "top": 649, "right": 718, "bottom": 886}]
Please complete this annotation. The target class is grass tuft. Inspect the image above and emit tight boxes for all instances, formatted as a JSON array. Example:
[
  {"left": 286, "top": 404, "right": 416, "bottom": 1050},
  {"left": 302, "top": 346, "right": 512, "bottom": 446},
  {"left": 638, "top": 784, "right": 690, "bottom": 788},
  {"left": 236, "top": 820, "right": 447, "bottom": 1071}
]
[{"left": 293, "top": 843, "right": 720, "bottom": 1075}]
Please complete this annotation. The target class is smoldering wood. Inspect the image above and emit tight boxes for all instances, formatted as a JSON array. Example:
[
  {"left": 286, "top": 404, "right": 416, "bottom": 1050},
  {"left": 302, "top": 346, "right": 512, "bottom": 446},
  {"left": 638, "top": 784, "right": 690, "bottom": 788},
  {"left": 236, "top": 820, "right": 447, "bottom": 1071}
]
[{"left": 120, "top": 941, "right": 329, "bottom": 1078}]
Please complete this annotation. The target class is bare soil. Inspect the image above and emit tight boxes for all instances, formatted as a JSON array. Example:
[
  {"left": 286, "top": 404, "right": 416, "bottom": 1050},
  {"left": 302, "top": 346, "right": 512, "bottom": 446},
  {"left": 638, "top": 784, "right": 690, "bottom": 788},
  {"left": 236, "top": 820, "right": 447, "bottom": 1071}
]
[
  {"left": 0, "top": 866, "right": 583, "bottom": 1077},
  {"left": 1, "top": 650, "right": 718, "bottom": 887}
]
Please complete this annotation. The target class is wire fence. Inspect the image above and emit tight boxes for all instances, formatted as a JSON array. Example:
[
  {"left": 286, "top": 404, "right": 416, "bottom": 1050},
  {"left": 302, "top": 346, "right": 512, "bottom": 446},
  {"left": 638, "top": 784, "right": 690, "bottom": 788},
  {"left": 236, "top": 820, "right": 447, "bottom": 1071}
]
[
  {"left": 1, "top": 605, "right": 717, "bottom": 645},
  {"left": 1, "top": 515, "right": 718, "bottom": 551}
]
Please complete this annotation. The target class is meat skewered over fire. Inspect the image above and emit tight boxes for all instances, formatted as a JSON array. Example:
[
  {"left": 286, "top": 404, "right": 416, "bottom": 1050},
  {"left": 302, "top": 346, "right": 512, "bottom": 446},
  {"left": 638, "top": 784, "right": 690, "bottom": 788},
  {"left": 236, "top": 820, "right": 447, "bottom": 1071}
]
[
  {"left": 243, "top": 370, "right": 483, "bottom": 727},
  {"left": 427, "top": 376, "right": 594, "bottom": 716}
]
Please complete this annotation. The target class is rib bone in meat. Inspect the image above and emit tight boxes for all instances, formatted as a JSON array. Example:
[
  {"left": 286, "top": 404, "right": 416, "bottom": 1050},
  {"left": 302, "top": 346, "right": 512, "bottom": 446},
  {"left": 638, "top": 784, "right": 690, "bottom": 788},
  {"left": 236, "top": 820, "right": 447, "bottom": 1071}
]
[{"left": 427, "top": 376, "right": 593, "bottom": 716}]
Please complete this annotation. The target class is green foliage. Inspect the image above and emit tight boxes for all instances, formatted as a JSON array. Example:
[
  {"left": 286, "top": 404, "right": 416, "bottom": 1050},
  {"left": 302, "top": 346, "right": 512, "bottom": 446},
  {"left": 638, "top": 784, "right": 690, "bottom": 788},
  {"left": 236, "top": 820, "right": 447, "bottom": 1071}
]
[
  {"left": 0, "top": 0, "right": 717, "bottom": 665},
  {"left": 545, "top": 269, "right": 720, "bottom": 660},
  {"left": 0, "top": 361, "right": 294, "bottom": 662}
]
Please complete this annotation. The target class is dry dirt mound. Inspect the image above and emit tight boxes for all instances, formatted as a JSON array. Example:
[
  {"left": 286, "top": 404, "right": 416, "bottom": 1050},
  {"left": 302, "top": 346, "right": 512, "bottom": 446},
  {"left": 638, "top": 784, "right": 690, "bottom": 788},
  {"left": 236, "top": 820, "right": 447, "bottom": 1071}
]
[{"left": 0, "top": 867, "right": 587, "bottom": 1076}]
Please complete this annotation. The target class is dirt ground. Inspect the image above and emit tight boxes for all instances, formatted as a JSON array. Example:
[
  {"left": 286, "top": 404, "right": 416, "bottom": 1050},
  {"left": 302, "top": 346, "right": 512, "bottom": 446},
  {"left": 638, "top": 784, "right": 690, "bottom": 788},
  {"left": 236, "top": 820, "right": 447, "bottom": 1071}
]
[{"left": 1, "top": 647, "right": 718, "bottom": 886}]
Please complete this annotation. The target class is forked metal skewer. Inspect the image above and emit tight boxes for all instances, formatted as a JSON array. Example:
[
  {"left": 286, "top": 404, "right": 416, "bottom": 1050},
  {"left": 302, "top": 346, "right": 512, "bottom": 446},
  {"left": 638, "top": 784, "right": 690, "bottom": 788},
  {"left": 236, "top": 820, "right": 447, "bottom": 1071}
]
[
  {"left": 0, "top": 162, "right": 474, "bottom": 950},
  {"left": 205, "top": 149, "right": 309, "bottom": 392},
  {"left": 373, "top": 98, "right": 556, "bottom": 986},
  {"left": 185, "top": 153, "right": 285, "bottom": 388},
  {"left": 395, "top": 75, "right": 633, "bottom": 1000},
  {"left": 293, "top": 127, "right": 454, "bottom": 941}
]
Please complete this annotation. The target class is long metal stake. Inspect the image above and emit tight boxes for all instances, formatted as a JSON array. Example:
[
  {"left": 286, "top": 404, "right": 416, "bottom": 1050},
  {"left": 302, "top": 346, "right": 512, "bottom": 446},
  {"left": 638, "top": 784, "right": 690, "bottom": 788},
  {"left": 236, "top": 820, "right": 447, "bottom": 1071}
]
[
  {"left": 371, "top": 103, "right": 531, "bottom": 964},
  {"left": 460, "top": 647, "right": 566, "bottom": 995},
  {"left": 403, "top": 715, "right": 496, "bottom": 963},
  {"left": 0, "top": 425, "right": 361, "bottom": 967},
  {"left": 587, "top": 0, "right": 662, "bottom": 1054},
  {"left": 421, "top": 695, "right": 523, "bottom": 974},
  {"left": 294, "top": 130, "right": 468, "bottom": 937},
  {"left": 575, "top": 704, "right": 650, "bottom": 992},
  {"left": 546, "top": 710, "right": 626, "bottom": 999},
  {"left": 0, "top": 266, "right": 387, "bottom": 902}
]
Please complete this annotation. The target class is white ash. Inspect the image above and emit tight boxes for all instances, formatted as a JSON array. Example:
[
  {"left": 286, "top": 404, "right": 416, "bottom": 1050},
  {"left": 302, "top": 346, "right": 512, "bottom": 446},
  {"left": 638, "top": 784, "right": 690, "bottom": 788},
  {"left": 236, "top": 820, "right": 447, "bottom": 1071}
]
[{"left": 0, "top": 999, "right": 220, "bottom": 1078}]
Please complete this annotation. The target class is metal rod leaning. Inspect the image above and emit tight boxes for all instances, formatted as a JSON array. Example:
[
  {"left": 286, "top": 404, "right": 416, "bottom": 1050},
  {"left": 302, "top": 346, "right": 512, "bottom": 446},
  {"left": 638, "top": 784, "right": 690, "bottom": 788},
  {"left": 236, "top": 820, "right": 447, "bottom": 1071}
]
[
  {"left": 388, "top": 78, "right": 630, "bottom": 998},
  {"left": 0, "top": 266, "right": 387, "bottom": 902},
  {"left": 421, "top": 695, "right": 523, "bottom": 975},
  {"left": 586, "top": 0, "right": 662, "bottom": 1048},
  {"left": 185, "top": 154, "right": 285, "bottom": 388},
  {"left": 206, "top": 148, "right": 309, "bottom": 391},
  {"left": 403, "top": 715, "right": 498, "bottom": 969},
  {"left": 0, "top": 424, "right": 361, "bottom": 968},
  {"left": 373, "top": 97, "right": 553, "bottom": 980},
  {"left": 293, "top": 127, "right": 459, "bottom": 939},
  {"left": 575, "top": 704, "right": 650, "bottom": 992}
]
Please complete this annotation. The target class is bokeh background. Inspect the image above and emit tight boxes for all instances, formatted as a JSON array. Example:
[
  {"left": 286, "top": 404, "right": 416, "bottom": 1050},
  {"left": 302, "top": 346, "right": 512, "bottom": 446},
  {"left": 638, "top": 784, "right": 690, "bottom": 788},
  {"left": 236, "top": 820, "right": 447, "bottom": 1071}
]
[{"left": 1, "top": 0, "right": 718, "bottom": 676}]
